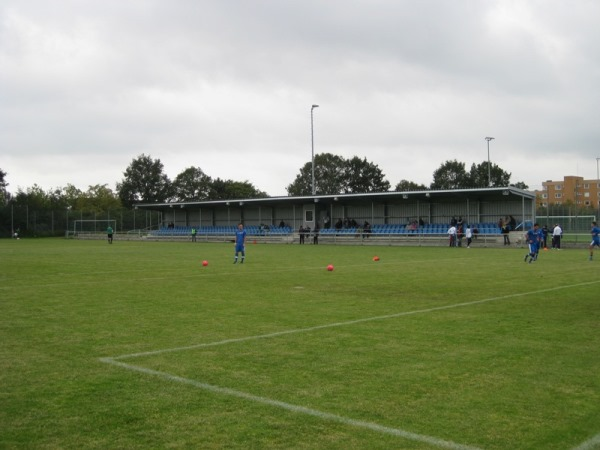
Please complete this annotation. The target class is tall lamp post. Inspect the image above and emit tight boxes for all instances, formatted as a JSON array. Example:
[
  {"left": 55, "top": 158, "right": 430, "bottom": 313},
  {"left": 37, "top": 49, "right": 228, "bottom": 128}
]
[
  {"left": 311, "top": 104, "right": 319, "bottom": 196},
  {"left": 485, "top": 137, "right": 495, "bottom": 187}
]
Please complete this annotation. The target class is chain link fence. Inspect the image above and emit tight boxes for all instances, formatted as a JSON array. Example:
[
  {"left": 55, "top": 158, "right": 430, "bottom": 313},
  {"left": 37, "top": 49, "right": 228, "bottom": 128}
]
[
  {"left": 0, "top": 205, "right": 163, "bottom": 238},
  {"left": 1, "top": 202, "right": 597, "bottom": 239}
]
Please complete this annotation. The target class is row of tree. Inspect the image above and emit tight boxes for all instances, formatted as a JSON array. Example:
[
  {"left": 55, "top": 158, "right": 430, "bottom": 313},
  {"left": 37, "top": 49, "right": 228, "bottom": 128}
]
[
  {"left": 1, "top": 153, "right": 527, "bottom": 211},
  {"left": 0, "top": 156, "right": 268, "bottom": 212},
  {"left": 289, "top": 155, "right": 528, "bottom": 195}
]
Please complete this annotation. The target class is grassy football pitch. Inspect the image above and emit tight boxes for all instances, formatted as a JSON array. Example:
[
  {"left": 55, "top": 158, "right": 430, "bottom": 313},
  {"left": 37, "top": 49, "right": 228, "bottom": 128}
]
[{"left": 1, "top": 238, "right": 599, "bottom": 449}]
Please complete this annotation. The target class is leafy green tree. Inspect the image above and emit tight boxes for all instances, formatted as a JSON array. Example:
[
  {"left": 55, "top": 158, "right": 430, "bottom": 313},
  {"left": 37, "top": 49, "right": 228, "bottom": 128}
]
[
  {"left": 46, "top": 187, "right": 70, "bottom": 212},
  {"left": 60, "top": 184, "right": 84, "bottom": 209},
  {"left": 0, "top": 168, "right": 8, "bottom": 204},
  {"left": 14, "top": 184, "right": 52, "bottom": 209},
  {"left": 172, "top": 167, "right": 213, "bottom": 201},
  {"left": 117, "top": 154, "right": 173, "bottom": 207},
  {"left": 287, "top": 153, "right": 346, "bottom": 196},
  {"left": 430, "top": 160, "right": 468, "bottom": 190},
  {"left": 0, "top": 169, "right": 8, "bottom": 198},
  {"left": 511, "top": 181, "right": 529, "bottom": 190},
  {"left": 287, "top": 153, "right": 389, "bottom": 195},
  {"left": 343, "top": 156, "right": 390, "bottom": 193},
  {"left": 467, "top": 162, "right": 512, "bottom": 188},
  {"left": 209, "top": 178, "right": 268, "bottom": 200},
  {"left": 430, "top": 160, "right": 527, "bottom": 189},
  {"left": 78, "top": 184, "right": 121, "bottom": 213},
  {"left": 395, "top": 179, "right": 428, "bottom": 191}
]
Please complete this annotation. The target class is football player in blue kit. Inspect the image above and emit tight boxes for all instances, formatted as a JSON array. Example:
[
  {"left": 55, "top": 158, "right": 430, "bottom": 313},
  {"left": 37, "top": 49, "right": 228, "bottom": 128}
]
[
  {"left": 233, "top": 223, "right": 247, "bottom": 264},
  {"left": 524, "top": 223, "right": 540, "bottom": 264},
  {"left": 589, "top": 221, "right": 600, "bottom": 261}
]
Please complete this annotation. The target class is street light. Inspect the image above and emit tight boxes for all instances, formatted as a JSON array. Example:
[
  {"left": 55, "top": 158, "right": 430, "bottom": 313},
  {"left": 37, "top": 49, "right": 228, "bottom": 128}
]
[
  {"left": 311, "top": 104, "right": 319, "bottom": 196},
  {"left": 485, "top": 137, "right": 495, "bottom": 187}
]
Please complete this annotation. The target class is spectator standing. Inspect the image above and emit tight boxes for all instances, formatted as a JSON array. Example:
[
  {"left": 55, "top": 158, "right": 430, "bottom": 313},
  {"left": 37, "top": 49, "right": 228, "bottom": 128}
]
[
  {"left": 541, "top": 225, "right": 549, "bottom": 249},
  {"left": 363, "top": 221, "right": 372, "bottom": 237},
  {"left": 465, "top": 225, "right": 473, "bottom": 248},
  {"left": 456, "top": 224, "right": 464, "bottom": 247},
  {"left": 552, "top": 224, "right": 562, "bottom": 250},
  {"left": 191, "top": 227, "right": 197, "bottom": 242},
  {"left": 447, "top": 225, "right": 457, "bottom": 247},
  {"left": 501, "top": 222, "right": 511, "bottom": 245}
]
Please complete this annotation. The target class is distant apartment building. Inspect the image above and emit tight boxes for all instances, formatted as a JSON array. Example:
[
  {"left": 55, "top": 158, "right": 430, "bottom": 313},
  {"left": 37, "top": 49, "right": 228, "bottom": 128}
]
[{"left": 536, "top": 176, "right": 600, "bottom": 208}]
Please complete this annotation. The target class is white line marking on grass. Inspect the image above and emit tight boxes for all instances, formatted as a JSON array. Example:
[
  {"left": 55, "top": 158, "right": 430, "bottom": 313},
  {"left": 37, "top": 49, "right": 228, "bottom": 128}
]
[
  {"left": 112, "top": 279, "right": 600, "bottom": 360},
  {"left": 572, "top": 433, "right": 600, "bottom": 450},
  {"left": 99, "top": 357, "right": 482, "bottom": 450}
]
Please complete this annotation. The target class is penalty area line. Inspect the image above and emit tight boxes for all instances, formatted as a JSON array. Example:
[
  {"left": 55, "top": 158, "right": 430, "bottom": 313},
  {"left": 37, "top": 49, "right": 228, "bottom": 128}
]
[
  {"left": 111, "top": 279, "right": 600, "bottom": 361},
  {"left": 99, "top": 357, "right": 482, "bottom": 450}
]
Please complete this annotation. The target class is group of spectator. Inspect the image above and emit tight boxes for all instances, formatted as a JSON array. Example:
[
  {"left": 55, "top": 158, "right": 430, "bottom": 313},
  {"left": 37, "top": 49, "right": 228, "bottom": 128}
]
[
  {"left": 406, "top": 217, "right": 426, "bottom": 231},
  {"left": 298, "top": 225, "right": 319, "bottom": 244},
  {"left": 334, "top": 217, "right": 359, "bottom": 229},
  {"left": 357, "top": 221, "right": 372, "bottom": 237},
  {"left": 331, "top": 218, "right": 372, "bottom": 237},
  {"left": 447, "top": 216, "right": 473, "bottom": 248}
]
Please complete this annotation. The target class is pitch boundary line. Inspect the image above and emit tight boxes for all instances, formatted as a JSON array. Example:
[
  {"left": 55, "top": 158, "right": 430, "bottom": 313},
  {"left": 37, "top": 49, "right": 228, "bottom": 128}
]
[
  {"left": 100, "top": 279, "right": 600, "bottom": 449},
  {"left": 572, "top": 433, "right": 600, "bottom": 450},
  {"left": 99, "top": 356, "right": 482, "bottom": 450},
  {"left": 111, "top": 279, "right": 600, "bottom": 360}
]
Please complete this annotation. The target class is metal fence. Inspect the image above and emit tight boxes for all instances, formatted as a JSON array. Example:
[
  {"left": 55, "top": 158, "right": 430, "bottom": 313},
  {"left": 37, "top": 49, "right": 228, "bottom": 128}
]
[
  {"left": 1, "top": 202, "right": 596, "bottom": 239},
  {"left": 0, "top": 205, "right": 163, "bottom": 238}
]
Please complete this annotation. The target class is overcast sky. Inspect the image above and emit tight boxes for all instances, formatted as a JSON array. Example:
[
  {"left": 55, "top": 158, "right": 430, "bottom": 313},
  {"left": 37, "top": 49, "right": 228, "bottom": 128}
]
[{"left": 1, "top": 0, "right": 599, "bottom": 197}]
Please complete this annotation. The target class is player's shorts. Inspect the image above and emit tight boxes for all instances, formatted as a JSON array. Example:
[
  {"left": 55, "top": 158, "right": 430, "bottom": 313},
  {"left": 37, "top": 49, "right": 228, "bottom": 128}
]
[
  {"left": 528, "top": 243, "right": 538, "bottom": 254},
  {"left": 235, "top": 244, "right": 245, "bottom": 253},
  {"left": 591, "top": 238, "right": 600, "bottom": 247}
]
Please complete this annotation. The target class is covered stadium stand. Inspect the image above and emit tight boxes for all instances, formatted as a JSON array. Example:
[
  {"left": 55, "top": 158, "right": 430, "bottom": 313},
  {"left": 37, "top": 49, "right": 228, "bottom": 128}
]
[{"left": 136, "top": 187, "right": 535, "bottom": 245}]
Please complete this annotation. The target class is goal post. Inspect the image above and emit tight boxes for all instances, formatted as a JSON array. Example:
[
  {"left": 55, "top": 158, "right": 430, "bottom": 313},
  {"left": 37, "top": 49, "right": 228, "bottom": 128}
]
[{"left": 73, "top": 219, "right": 117, "bottom": 235}]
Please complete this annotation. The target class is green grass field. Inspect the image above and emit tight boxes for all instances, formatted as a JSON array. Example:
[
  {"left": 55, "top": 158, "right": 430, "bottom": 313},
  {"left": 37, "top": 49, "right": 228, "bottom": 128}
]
[{"left": 1, "top": 238, "right": 599, "bottom": 449}]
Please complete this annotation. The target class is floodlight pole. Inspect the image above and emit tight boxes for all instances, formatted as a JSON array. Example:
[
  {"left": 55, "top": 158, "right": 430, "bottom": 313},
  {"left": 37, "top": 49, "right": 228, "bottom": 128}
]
[
  {"left": 485, "top": 137, "right": 495, "bottom": 187},
  {"left": 311, "top": 105, "right": 319, "bottom": 196}
]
